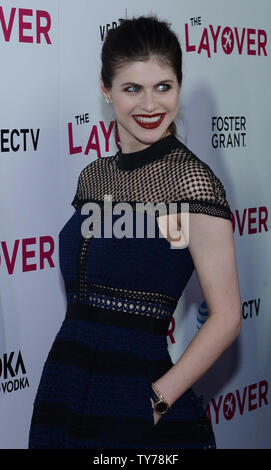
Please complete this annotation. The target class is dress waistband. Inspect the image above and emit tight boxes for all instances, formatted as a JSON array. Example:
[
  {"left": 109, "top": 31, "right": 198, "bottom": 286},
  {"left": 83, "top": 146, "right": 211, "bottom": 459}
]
[{"left": 66, "top": 302, "right": 171, "bottom": 335}]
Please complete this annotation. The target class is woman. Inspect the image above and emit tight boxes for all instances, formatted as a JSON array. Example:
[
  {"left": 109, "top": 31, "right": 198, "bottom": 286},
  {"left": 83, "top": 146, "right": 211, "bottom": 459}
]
[{"left": 28, "top": 15, "right": 242, "bottom": 449}]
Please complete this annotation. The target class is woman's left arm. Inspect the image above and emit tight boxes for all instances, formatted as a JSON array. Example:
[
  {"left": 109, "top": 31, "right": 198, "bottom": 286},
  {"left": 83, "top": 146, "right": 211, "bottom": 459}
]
[{"left": 153, "top": 213, "right": 242, "bottom": 422}]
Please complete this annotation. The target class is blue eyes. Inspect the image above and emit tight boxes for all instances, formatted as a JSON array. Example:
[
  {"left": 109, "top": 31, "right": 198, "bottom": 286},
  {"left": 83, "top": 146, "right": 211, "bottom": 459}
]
[{"left": 124, "top": 84, "right": 171, "bottom": 93}]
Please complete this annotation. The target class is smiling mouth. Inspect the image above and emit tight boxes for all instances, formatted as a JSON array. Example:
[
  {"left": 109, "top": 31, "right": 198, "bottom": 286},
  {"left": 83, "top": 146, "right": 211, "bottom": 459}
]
[{"left": 133, "top": 113, "right": 165, "bottom": 123}]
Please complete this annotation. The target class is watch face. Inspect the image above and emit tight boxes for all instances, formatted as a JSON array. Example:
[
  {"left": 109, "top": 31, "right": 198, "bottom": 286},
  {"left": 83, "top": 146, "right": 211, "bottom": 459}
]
[{"left": 155, "top": 401, "right": 168, "bottom": 414}]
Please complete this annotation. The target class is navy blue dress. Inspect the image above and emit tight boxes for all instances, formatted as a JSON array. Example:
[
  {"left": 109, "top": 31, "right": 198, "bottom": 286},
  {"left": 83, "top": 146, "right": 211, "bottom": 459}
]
[{"left": 28, "top": 134, "right": 232, "bottom": 449}]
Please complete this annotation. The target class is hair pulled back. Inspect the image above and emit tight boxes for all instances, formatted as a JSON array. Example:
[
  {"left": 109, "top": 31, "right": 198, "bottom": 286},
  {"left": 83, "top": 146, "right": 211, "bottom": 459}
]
[{"left": 101, "top": 15, "right": 183, "bottom": 137}]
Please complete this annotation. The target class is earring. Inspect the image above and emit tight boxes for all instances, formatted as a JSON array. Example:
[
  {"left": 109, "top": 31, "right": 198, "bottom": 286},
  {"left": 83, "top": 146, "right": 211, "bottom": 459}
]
[{"left": 105, "top": 96, "right": 111, "bottom": 104}]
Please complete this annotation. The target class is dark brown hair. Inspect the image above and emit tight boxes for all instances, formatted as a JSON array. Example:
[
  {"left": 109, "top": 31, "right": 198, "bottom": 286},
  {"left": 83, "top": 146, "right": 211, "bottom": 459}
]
[{"left": 101, "top": 15, "right": 183, "bottom": 137}]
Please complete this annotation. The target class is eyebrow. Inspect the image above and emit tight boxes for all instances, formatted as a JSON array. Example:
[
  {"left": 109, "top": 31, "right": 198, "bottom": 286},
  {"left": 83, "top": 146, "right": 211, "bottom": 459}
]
[{"left": 120, "top": 79, "right": 174, "bottom": 87}]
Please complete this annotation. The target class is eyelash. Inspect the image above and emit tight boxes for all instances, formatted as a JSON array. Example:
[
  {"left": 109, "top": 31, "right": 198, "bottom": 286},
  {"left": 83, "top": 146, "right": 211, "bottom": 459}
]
[{"left": 124, "top": 84, "right": 171, "bottom": 93}]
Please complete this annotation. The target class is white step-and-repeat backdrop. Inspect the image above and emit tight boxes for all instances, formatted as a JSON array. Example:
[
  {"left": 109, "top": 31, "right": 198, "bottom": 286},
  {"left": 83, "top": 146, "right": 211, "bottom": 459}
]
[{"left": 0, "top": 0, "right": 270, "bottom": 449}]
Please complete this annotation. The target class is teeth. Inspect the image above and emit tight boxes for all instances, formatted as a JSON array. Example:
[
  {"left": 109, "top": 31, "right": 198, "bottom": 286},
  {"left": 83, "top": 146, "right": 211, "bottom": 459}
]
[{"left": 134, "top": 115, "right": 163, "bottom": 123}]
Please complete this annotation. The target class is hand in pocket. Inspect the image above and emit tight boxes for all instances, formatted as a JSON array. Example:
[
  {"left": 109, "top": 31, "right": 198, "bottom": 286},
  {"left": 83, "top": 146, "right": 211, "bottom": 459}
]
[{"left": 151, "top": 398, "right": 163, "bottom": 426}]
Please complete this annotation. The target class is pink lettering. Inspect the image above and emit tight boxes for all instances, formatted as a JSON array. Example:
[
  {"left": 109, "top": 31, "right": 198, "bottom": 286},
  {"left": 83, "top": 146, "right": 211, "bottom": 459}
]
[
  {"left": 198, "top": 27, "right": 211, "bottom": 58},
  {"left": 209, "top": 25, "right": 221, "bottom": 53},
  {"left": 84, "top": 125, "right": 101, "bottom": 157},
  {"left": 0, "top": 6, "right": 16, "bottom": 41},
  {"left": 99, "top": 121, "right": 114, "bottom": 152},
  {"left": 247, "top": 28, "right": 256, "bottom": 55},
  {"left": 40, "top": 236, "right": 55, "bottom": 269},
  {"left": 208, "top": 380, "right": 269, "bottom": 423},
  {"left": 248, "top": 383, "right": 257, "bottom": 411},
  {"left": 235, "top": 209, "right": 247, "bottom": 236},
  {"left": 223, "top": 392, "right": 236, "bottom": 420},
  {"left": 0, "top": 237, "right": 55, "bottom": 274},
  {"left": 258, "top": 29, "right": 267, "bottom": 56},
  {"left": 0, "top": 7, "right": 51, "bottom": 44},
  {"left": 22, "top": 238, "right": 36, "bottom": 272},
  {"left": 18, "top": 8, "right": 33, "bottom": 43},
  {"left": 234, "top": 27, "right": 246, "bottom": 54},
  {"left": 247, "top": 208, "right": 257, "bottom": 234},
  {"left": 259, "top": 380, "right": 268, "bottom": 407},
  {"left": 0, "top": 240, "right": 19, "bottom": 274},
  {"left": 236, "top": 386, "right": 247, "bottom": 415},
  {"left": 167, "top": 316, "right": 176, "bottom": 344},
  {"left": 259, "top": 207, "right": 268, "bottom": 232},
  {"left": 222, "top": 27, "right": 234, "bottom": 54},
  {"left": 36, "top": 10, "right": 51, "bottom": 44},
  {"left": 68, "top": 122, "right": 82, "bottom": 154},
  {"left": 185, "top": 23, "right": 196, "bottom": 52}
]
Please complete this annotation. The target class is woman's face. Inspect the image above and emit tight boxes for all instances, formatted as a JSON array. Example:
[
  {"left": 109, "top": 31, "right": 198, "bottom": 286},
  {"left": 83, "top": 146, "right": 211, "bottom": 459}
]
[{"left": 101, "top": 56, "right": 181, "bottom": 153}]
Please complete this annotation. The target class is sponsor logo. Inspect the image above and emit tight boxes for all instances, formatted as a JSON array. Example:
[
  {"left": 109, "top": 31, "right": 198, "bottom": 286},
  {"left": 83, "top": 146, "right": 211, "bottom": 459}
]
[
  {"left": 99, "top": 18, "right": 125, "bottom": 42},
  {"left": 0, "top": 6, "right": 52, "bottom": 44},
  {"left": 206, "top": 380, "right": 268, "bottom": 425},
  {"left": 197, "top": 301, "right": 209, "bottom": 330},
  {"left": 185, "top": 17, "right": 268, "bottom": 57},
  {"left": 242, "top": 298, "right": 260, "bottom": 320},
  {"left": 211, "top": 116, "right": 246, "bottom": 149},
  {"left": 0, "top": 350, "right": 29, "bottom": 394},
  {"left": 196, "top": 297, "right": 259, "bottom": 329},
  {"left": 0, "top": 236, "right": 55, "bottom": 274},
  {"left": 0, "top": 128, "right": 40, "bottom": 153}
]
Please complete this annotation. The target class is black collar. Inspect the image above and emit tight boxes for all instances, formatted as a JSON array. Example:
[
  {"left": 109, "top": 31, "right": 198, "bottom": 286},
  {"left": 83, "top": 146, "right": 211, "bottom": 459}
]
[{"left": 115, "top": 134, "right": 181, "bottom": 171}]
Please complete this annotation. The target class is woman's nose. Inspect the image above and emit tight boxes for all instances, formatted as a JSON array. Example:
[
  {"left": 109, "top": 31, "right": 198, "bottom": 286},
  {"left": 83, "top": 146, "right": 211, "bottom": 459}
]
[{"left": 141, "top": 91, "right": 156, "bottom": 112}]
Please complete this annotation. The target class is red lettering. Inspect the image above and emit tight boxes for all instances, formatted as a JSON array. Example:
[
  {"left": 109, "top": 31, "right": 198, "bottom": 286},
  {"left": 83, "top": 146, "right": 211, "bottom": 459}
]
[
  {"left": 236, "top": 386, "right": 247, "bottom": 415},
  {"left": 0, "top": 240, "right": 19, "bottom": 274},
  {"left": 247, "top": 208, "right": 257, "bottom": 234},
  {"left": 40, "top": 236, "right": 55, "bottom": 269},
  {"left": 36, "top": 10, "right": 51, "bottom": 44},
  {"left": 258, "top": 29, "right": 267, "bottom": 56},
  {"left": 99, "top": 121, "right": 114, "bottom": 152},
  {"left": 22, "top": 238, "right": 36, "bottom": 272},
  {"left": 68, "top": 122, "right": 82, "bottom": 155},
  {"left": 222, "top": 27, "right": 234, "bottom": 54},
  {"left": 223, "top": 392, "right": 236, "bottom": 420},
  {"left": 18, "top": 9, "right": 33, "bottom": 43},
  {"left": 185, "top": 23, "right": 196, "bottom": 52},
  {"left": 167, "top": 316, "right": 176, "bottom": 344},
  {"left": 198, "top": 28, "right": 211, "bottom": 58},
  {"left": 235, "top": 209, "right": 247, "bottom": 236},
  {"left": 209, "top": 25, "right": 221, "bottom": 53},
  {"left": 259, "top": 380, "right": 268, "bottom": 407},
  {"left": 232, "top": 207, "right": 269, "bottom": 235},
  {"left": 259, "top": 206, "right": 268, "bottom": 232},
  {"left": 234, "top": 27, "right": 246, "bottom": 54},
  {"left": 247, "top": 28, "right": 256, "bottom": 55},
  {"left": 0, "top": 7, "right": 51, "bottom": 44},
  {"left": 84, "top": 125, "right": 101, "bottom": 157},
  {"left": 248, "top": 383, "right": 257, "bottom": 411},
  {"left": 209, "top": 380, "right": 269, "bottom": 423},
  {"left": 0, "top": 237, "right": 55, "bottom": 273},
  {"left": 0, "top": 6, "right": 16, "bottom": 41}
]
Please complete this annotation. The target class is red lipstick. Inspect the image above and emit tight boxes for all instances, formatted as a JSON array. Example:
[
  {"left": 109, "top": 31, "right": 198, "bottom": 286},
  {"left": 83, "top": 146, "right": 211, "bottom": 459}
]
[{"left": 132, "top": 113, "right": 166, "bottom": 129}]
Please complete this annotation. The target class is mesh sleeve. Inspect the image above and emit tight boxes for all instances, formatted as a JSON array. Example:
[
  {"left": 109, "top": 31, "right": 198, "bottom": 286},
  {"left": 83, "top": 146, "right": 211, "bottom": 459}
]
[
  {"left": 71, "top": 171, "right": 83, "bottom": 210},
  {"left": 176, "top": 158, "right": 232, "bottom": 221}
]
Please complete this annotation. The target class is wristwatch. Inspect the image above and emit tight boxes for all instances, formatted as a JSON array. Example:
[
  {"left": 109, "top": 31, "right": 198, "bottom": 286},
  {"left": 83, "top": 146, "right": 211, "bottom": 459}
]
[{"left": 150, "top": 383, "right": 171, "bottom": 415}]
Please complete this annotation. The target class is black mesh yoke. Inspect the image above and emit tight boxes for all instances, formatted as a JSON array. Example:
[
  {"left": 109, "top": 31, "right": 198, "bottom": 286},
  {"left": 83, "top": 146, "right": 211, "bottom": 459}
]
[{"left": 71, "top": 140, "right": 232, "bottom": 221}]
